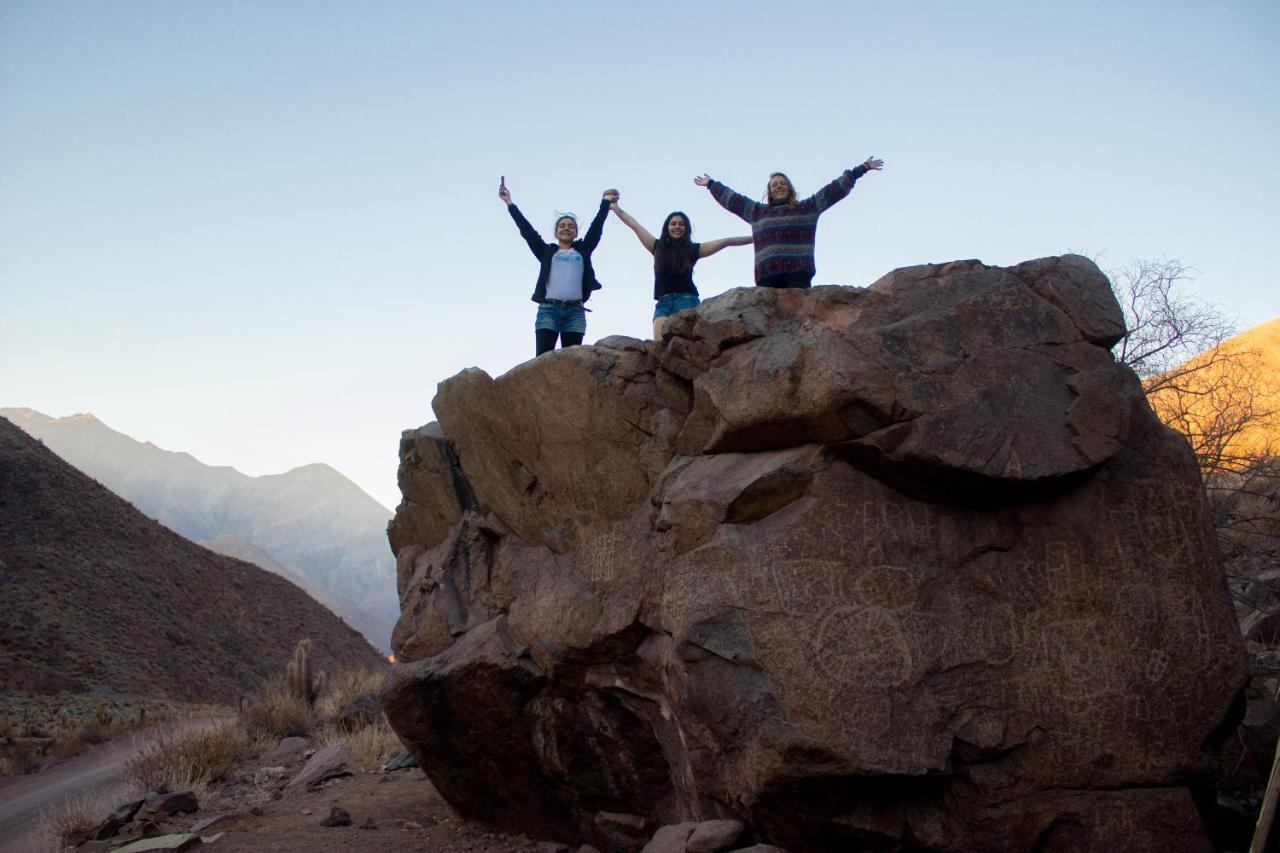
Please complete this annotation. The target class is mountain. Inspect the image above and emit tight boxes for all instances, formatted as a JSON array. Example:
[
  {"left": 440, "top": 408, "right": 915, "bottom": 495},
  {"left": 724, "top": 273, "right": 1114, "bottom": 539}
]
[
  {"left": 0, "top": 415, "right": 384, "bottom": 701},
  {"left": 0, "top": 408, "right": 397, "bottom": 651},
  {"left": 1145, "top": 317, "right": 1280, "bottom": 464}
]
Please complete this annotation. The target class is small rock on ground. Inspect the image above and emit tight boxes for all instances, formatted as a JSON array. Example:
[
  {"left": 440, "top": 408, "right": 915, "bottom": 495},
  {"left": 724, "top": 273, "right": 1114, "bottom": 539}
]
[
  {"left": 112, "top": 834, "right": 201, "bottom": 853},
  {"left": 321, "top": 806, "right": 353, "bottom": 827},
  {"left": 285, "top": 743, "right": 354, "bottom": 794},
  {"left": 643, "top": 822, "right": 699, "bottom": 853},
  {"left": 687, "top": 819, "right": 746, "bottom": 853}
]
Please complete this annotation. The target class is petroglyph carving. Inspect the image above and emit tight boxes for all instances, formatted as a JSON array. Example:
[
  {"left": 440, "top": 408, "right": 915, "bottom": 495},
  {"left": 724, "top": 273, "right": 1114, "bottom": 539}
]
[
  {"left": 813, "top": 605, "right": 913, "bottom": 687},
  {"left": 384, "top": 263, "right": 1247, "bottom": 851},
  {"left": 579, "top": 523, "right": 629, "bottom": 585}
]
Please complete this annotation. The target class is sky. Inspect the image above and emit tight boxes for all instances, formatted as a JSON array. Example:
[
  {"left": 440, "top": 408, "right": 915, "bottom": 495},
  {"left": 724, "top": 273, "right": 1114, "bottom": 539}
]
[{"left": 2, "top": 1, "right": 1278, "bottom": 511}]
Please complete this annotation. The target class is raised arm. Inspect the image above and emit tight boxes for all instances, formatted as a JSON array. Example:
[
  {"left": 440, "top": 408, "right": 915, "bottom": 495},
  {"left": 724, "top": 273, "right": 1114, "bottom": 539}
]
[
  {"left": 578, "top": 191, "right": 615, "bottom": 253},
  {"left": 696, "top": 174, "right": 760, "bottom": 223},
  {"left": 806, "top": 156, "right": 883, "bottom": 213},
  {"left": 500, "top": 179, "right": 550, "bottom": 258},
  {"left": 611, "top": 203, "right": 656, "bottom": 254},
  {"left": 697, "top": 235, "right": 753, "bottom": 258}
]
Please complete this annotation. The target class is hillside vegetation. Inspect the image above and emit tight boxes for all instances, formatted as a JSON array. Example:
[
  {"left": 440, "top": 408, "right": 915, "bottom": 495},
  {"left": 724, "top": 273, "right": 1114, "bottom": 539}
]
[{"left": 0, "top": 415, "right": 384, "bottom": 705}]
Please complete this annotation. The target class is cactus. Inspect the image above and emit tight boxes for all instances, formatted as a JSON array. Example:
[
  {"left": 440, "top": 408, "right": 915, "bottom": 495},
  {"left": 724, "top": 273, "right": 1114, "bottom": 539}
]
[{"left": 286, "top": 638, "right": 323, "bottom": 708}]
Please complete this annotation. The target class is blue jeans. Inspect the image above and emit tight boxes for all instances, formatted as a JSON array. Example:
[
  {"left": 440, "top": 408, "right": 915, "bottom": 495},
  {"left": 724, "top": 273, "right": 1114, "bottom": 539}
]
[
  {"left": 535, "top": 303, "right": 587, "bottom": 333},
  {"left": 653, "top": 292, "right": 700, "bottom": 320}
]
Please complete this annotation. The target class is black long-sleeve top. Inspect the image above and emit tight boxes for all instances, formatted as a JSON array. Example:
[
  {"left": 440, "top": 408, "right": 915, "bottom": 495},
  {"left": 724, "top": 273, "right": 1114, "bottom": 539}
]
[{"left": 506, "top": 198, "right": 610, "bottom": 303}]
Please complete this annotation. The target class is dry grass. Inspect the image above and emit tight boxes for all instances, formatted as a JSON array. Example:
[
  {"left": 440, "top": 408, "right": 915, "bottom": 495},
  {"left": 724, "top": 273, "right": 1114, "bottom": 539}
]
[
  {"left": 316, "top": 665, "right": 386, "bottom": 720},
  {"left": 119, "top": 718, "right": 246, "bottom": 795},
  {"left": 240, "top": 676, "right": 314, "bottom": 740},
  {"left": 0, "top": 738, "right": 44, "bottom": 777},
  {"left": 317, "top": 716, "right": 404, "bottom": 773},
  {"left": 4, "top": 700, "right": 184, "bottom": 771},
  {"left": 39, "top": 791, "right": 118, "bottom": 851},
  {"left": 49, "top": 715, "right": 116, "bottom": 760}
]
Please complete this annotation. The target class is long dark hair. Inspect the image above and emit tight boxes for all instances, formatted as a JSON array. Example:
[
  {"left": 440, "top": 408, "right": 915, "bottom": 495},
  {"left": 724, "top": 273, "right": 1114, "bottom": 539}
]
[{"left": 654, "top": 211, "right": 696, "bottom": 277}]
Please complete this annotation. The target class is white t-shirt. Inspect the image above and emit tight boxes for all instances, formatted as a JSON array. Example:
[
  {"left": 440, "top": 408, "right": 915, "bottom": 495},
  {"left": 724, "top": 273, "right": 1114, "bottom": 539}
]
[{"left": 545, "top": 249, "right": 584, "bottom": 301}]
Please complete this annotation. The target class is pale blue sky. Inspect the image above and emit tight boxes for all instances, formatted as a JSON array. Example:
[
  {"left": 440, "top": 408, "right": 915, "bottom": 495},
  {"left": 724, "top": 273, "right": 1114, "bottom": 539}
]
[{"left": 2, "top": 1, "right": 1277, "bottom": 510}]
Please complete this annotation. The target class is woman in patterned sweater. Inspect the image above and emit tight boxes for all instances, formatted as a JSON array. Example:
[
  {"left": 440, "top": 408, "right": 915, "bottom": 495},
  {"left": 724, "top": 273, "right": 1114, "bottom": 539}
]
[{"left": 694, "top": 157, "right": 884, "bottom": 288}]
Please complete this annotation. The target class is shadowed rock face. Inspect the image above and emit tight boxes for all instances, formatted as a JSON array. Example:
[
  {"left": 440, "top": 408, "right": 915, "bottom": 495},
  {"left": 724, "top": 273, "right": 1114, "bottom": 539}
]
[{"left": 382, "top": 256, "right": 1247, "bottom": 853}]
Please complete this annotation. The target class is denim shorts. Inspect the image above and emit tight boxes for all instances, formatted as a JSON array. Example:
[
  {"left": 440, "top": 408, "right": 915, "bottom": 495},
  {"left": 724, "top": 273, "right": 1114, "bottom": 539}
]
[
  {"left": 653, "top": 292, "right": 700, "bottom": 320},
  {"left": 535, "top": 303, "right": 587, "bottom": 333}
]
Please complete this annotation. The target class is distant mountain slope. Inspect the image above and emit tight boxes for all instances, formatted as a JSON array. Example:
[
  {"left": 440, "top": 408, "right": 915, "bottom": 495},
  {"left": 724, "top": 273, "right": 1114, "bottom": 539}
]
[
  {"left": 1146, "top": 317, "right": 1280, "bottom": 465},
  {"left": 0, "top": 408, "right": 396, "bottom": 650},
  {"left": 0, "top": 416, "right": 384, "bottom": 701}
]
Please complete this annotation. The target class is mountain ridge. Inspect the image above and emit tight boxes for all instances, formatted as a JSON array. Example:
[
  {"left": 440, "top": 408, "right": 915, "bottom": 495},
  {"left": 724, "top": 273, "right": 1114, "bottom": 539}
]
[
  {"left": 0, "top": 407, "right": 398, "bottom": 650},
  {"left": 0, "top": 415, "right": 384, "bottom": 702}
]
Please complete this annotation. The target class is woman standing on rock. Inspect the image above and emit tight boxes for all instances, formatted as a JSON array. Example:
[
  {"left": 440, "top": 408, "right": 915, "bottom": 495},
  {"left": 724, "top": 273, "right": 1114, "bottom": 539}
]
[
  {"left": 694, "top": 157, "right": 884, "bottom": 289},
  {"left": 609, "top": 197, "right": 752, "bottom": 339},
  {"left": 499, "top": 177, "right": 617, "bottom": 356}
]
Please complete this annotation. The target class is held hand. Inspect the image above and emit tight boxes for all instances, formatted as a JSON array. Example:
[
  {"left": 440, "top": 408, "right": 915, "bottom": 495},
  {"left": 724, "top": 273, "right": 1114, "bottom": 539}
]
[
  {"left": 602, "top": 188, "right": 620, "bottom": 204},
  {"left": 694, "top": 174, "right": 711, "bottom": 187},
  {"left": 498, "top": 179, "right": 512, "bottom": 204},
  {"left": 862, "top": 157, "right": 884, "bottom": 171}
]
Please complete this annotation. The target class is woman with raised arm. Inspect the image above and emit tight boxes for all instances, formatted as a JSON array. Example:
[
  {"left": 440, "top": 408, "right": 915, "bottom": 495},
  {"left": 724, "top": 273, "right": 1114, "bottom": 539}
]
[
  {"left": 694, "top": 157, "right": 884, "bottom": 289},
  {"left": 498, "top": 177, "right": 618, "bottom": 356},
  {"left": 610, "top": 196, "right": 752, "bottom": 339}
]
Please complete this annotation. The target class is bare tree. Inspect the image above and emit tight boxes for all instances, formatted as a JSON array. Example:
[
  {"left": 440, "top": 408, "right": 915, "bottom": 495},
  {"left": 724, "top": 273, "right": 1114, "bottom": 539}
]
[
  {"left": 1113, "top": 258, "right": 1234, "bottom": 384},
  {"left": 1111, "top": 257, "right": 1280, "bottom": 630},
  {"left": 1111, "top": 257, "right": 1278, "bottom": 474}
]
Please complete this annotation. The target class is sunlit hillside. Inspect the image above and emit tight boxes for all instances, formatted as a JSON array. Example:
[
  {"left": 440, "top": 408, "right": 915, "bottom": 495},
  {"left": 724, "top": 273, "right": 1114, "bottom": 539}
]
[{"left": 1146, "top": 317, "right": 1280, "bottom": 469}]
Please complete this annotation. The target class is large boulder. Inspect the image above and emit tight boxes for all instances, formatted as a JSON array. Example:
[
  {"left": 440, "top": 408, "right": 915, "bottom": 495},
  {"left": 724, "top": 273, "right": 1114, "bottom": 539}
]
[{"left": 382, "top": 256, "right": 1247, "bottom": 852}]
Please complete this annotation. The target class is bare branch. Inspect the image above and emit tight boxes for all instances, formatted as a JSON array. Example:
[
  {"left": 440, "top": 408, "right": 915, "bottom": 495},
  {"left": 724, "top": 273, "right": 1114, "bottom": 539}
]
[{"left": 1112, "top": 256, "right": 1280, "bottom": 643}]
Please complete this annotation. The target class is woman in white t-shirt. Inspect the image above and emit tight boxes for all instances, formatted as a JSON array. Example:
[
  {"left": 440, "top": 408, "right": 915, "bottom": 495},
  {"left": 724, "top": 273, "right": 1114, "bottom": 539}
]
[{"left": 499, "top": 177, "right": 617, "bottom": 356}]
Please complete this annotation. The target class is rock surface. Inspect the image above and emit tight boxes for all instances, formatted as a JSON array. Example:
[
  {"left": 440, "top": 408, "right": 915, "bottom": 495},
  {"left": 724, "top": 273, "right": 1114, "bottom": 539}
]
[
  {"left": 267, "top": 736, "right": 312, "bottom": 759},
  {"left": 140, "top": 789, "right": 199, "bottom": 821},
  {"left": 284, "top": 743, "right": 354, "bottom": 794},
  {"left": 382, "top": 257, "right": 1247, "bottom": 852},
  {"left": 92, "top": 798, "right": 146, "bottom": 841},
  {"left": 334, "top": 691, "right": 381, "bottom": 731},
  {"left": 320, "top": 805, "right": 353, "bottom": 827},
  {"left": 686, "top": 819, "right": 745, "bottom": 852},
  {"left": 112, "top": 835, "right": 201, "bottom": 853}
]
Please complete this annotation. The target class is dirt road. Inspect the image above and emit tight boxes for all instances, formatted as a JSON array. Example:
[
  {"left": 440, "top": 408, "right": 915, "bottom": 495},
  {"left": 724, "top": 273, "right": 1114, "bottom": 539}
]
[{"left": 0, "top": 731, "right": 148, "bottom": 852}]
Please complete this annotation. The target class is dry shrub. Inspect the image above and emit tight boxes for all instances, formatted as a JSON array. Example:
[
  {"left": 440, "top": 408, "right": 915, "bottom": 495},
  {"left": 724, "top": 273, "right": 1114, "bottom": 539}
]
[
  {"left": 240, "top": 676, "right": 313, "bottom": 739},
  {"left": 0, "top": 738, "right": 44, "bottom": 776},
  {"left": 40, "top": 791, "right": 116, "bottom": 850},
  {"left": 317, "top": 665, "right": 387, "bottom": 720},
  {"left": 317, "top": 717, "right": 403, "bottom": 773},
  {"left": 50, "top": 715, "right": 115, "bottom": 759},
  {"left": 120, "top": 718, "right": 246, "bottom": 794}
]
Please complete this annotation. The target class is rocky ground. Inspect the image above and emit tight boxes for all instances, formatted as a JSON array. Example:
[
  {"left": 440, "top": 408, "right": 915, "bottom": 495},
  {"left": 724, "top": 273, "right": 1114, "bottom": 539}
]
[
  {"left": 31, "top": 737, "right": 549, "bottom": 853},
  {"left": 29, "top": 731, "right": 784, "bottom": 852},
  {"left": 192, "top": 767, "right": 540, "bottom": 853}
]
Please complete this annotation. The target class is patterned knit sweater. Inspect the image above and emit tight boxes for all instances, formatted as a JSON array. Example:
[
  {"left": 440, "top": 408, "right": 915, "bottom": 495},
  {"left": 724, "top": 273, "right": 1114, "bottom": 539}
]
[{"left": 707, "top": 164, "right": 869, "bottom": 287}]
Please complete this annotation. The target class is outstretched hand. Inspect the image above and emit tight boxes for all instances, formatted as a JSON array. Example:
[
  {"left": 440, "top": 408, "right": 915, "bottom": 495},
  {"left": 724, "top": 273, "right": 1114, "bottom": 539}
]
[
  {"left": 694, "top": 174, "right": 711, "bottom": 187},
  {"left": 862, "top": 157, "right": 884, "bottom": 171},
  {"left": 603, "top": 188, "right": 620, "bottom": 205},
  {"left": 498, "top": 177, "right": 512, "bottom": 204}
]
